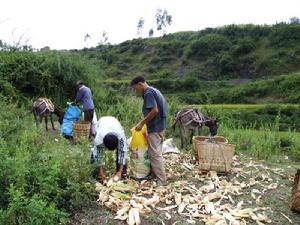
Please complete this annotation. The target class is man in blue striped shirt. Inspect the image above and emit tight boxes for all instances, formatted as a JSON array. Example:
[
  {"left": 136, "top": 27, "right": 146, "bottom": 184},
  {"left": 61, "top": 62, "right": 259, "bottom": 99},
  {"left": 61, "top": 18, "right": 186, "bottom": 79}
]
[
  {"left": 75, "top": 81, "right": 94, "bottom": 136},
  {"left": 91, "top": 116, "right": 128, "bottom": 184}
]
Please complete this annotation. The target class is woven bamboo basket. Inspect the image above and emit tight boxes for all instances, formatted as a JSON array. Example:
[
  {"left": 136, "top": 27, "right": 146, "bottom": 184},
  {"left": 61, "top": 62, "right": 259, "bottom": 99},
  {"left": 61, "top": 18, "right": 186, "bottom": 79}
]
[
  {"left": 291, "top": 169, "right": 300, "bottom": 212},
  {"left": 192, "top": 136, "right": 235, "bottom": 172},
  {"left": 73, "top": 121, "right": 91, "bottom": 141}
]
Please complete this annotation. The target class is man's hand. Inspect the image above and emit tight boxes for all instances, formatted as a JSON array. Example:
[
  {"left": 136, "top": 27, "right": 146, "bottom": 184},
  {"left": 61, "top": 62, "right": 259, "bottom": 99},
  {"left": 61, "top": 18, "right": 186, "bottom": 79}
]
[
  {"left": 98, "top": 167, "right": 107, "bottom": 184},
  {"left": 113, "top": 171, "right": 122, "bottom": 182},
  {"left": 67, "top": 101, "right": 76, "bottom": 106},
  {"left": 113, "top": 165, "right": 124, "bottom": 181},
  {"left": 135, "top": 121, "right": 144, "bottom": 131}
]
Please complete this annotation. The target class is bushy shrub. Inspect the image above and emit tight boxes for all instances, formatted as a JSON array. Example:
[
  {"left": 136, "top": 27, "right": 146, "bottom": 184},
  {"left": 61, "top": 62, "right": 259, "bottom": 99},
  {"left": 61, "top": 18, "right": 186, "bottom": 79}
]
[
  {"left": 188, "top": 34, "right": 232, "bottom": 60},
  {"left": 0, "top": 99, "right": 95, "bottom": 224},
  {"left": 270, "top": 24, "right": 300, "bottom": 48},
  {"left": 0, "top": 51, "right": 98, "bottom": 104},
  {"left": 234, "top": 37, "right": 256, "bottom": 55}
]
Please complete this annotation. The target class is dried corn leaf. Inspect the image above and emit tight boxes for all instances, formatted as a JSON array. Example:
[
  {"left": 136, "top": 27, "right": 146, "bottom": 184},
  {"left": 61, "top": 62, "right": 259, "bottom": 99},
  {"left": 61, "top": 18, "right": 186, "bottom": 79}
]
[
  {"left": 116, "top": 205, "right": 131, "bottom": 217},
  {"left": 95, "top": 182, "right": 106, "bottom": 192},
  {"left": 174, "top": 193, "right": 182, "bottom": 205},
  {"left": 232, "top": 208, "right": 254, "bottom": 218},
  {"left": 127, "top": 208, "right": 135, "bottom": 225},
  {"left": 110, "top": 182, "right": 136, "bottom": 193},
  {"left": 97, "top": 191, "right": 109, "bottom": 203},
  {"left": 256, "top": 213, "right": 271, "bottom": 223},
  {"left": 205, "top": 202, "right": 215, "bottom": 214},
  {"left": 132, "top": 208, "right": 141, "bottom": 225},
  {"left": 178, "top": 202, "right": 187, "bottom": 214},
  {"left": 223, "top": 212, "right": 239, "bottom": 225},
  {"left": 111, "top": 191, "right": 131, "bottom": 200},
  {"left": 144, "top": 195, "right": 160, "bottom": 206},
  {"left": 156, "top": 205, "right": 178, "bottom": 211},
  {"left": 114, "top": 214, "right": 128, "bottom": 221}
]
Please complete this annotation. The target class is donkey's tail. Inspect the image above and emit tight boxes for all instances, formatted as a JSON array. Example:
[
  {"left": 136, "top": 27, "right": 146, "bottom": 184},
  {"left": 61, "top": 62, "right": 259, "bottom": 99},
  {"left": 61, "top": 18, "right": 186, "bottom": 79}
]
[{"left": 172, "top": 117, "right": 179, "bottom": 131}]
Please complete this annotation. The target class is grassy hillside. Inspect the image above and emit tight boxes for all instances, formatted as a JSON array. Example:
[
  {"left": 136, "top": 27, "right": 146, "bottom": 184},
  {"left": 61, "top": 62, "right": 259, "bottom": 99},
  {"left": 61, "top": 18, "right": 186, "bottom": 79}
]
[
  {"left": 75, "top": 23, "right": 300, "bottom": 81},
  {"left": 101, "top": 72, "right": 300, "bottom": 104}
]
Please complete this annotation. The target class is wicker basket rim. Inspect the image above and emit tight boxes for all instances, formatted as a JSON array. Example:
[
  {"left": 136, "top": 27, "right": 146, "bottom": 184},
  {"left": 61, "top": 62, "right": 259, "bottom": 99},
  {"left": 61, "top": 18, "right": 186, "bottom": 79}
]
[
  {"left": 192, "top": 135, "right": 230, "bottom": 144},
  {"left": 74, "top": 120, "right": 91, "bottom": 124}
]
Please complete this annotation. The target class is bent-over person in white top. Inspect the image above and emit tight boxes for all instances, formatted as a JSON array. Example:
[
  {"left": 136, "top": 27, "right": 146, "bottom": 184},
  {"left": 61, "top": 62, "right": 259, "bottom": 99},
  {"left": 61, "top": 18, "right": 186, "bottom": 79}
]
[{"left": 91, "top": 116, "right": 128, "bottom": 184}]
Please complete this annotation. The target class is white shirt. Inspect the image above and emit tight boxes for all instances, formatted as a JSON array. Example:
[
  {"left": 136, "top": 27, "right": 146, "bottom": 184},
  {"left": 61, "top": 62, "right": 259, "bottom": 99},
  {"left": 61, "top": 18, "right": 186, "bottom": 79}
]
[{"left": 94, "top": 116, "right": 127, "bottom": 148}]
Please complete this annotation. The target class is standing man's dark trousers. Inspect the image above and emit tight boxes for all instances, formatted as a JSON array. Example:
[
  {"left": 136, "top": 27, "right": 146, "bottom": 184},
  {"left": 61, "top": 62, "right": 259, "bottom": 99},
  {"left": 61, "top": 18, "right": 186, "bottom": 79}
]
[{"left": 84, "top": 109, "right": 94, "bottom": 137}]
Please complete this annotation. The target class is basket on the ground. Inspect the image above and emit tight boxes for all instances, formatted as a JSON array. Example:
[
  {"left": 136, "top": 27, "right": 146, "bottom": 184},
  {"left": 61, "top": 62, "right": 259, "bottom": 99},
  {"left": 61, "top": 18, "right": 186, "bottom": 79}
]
[
  {"left": 73, "top": 121, "right": 91, "bottom": 141},
  {"left": 291, "top": 169, "right": 300, "bottom": 212},
  {"left": 192, "top": 136, "right": 235, "bottom": 172}
]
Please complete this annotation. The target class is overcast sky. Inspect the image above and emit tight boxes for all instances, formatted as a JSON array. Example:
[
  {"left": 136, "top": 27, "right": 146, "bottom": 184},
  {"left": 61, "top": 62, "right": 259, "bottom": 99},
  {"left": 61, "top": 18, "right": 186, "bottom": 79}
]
[{"left": 0, "top": 0, "right": 299, "bottom": 50}]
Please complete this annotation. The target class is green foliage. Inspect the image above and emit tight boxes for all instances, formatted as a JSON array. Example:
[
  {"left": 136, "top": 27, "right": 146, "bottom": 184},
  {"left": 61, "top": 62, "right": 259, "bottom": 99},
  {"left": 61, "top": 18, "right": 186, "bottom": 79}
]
[
  {"left": 220, "top": 125, "right": 300, "bottom": 160},
  {"left": 167, "top": 72, "right": 300, "bottom": 105},
  {"left": 202, "top": 104, "right": 300, "bottom": 132},
  {"left": 0, "top": 187, "right": 67, "bottom": 225},
  {"left": 188, "top": 34, "right": 232, "bottom": 60},
  {"left": 270, "top": 24, "right": 300, "bottom": 48},
  {"left": 0, "top": 99, "right": 95, "bottom": 224},
  {"left": 234, "top": 37, "right": 256, "bottom": 55},
  {"left": 0, "top": 51, "right": 100, "bottom": 104},
  {"left": 70, "top": 23, "right": 300, "bottom": 82}
]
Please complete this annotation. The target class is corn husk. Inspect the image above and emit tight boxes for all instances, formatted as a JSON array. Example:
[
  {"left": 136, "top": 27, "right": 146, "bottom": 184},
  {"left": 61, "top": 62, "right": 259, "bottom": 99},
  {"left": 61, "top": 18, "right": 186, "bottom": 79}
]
[
  {"left": 111, "top": 191, "right": 131, "bottom": 200},
  {"left": 174, "top": 193, "right": 182, "bottom": 205},
  {"left": 95, "top": 153, "right": 276, "bottom": 225},
  {"left": 132, "top": 208, "right": 141, "bottom": 225},
  {"left": 97, "top": 191, "right": 109, "bottom": 203},
  {"left": 143, "top": 195, "right": 160, "bottom": 206},
  {"left": 178, "top": 202, "right": 187, "bottom": 214},
  {"left": 116, "top": 205, "right": 131, "bottom": 217},
  {"left": 127, "top": 208, "right": 135, "bottom": 225}
]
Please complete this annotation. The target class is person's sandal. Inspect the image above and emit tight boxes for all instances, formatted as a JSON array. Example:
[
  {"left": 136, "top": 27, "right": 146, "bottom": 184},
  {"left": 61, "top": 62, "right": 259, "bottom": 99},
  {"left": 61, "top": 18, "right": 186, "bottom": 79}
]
[
  {"left": 156, "top": 179, "right": 167, "bottom": 187},
  {"left": 98, "top": 176, "right": 108, "bottom": 185}
]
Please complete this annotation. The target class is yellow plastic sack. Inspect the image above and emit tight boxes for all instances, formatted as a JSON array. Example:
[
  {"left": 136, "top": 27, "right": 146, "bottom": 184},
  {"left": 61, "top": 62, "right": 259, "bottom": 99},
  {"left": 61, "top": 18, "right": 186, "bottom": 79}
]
[
  {"left": 130, "top": 125, "right": 151, "bottom": 179},
  {"left": 130, "top": 125, "right": 148, "bottom": 150}
]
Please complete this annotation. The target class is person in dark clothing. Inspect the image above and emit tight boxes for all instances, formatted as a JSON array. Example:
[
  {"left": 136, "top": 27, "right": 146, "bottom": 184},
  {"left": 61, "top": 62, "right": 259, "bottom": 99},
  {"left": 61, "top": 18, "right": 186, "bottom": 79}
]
[
  {"left": 130, "top": 75, "right": 168, "bottom": 186},
  {"left": 74, "top": 80, "right": 94, "bottom": 123}
]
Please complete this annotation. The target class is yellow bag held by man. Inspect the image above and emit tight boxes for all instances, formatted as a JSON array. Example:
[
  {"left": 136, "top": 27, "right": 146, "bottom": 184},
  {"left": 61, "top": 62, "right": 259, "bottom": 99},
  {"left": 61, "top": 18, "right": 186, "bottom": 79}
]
[
  {"left": 129, "top": 125, "right": 151, "bottom": 179},
  {"left": 130, "top": 125, "right": 148, "bottom": 149}
]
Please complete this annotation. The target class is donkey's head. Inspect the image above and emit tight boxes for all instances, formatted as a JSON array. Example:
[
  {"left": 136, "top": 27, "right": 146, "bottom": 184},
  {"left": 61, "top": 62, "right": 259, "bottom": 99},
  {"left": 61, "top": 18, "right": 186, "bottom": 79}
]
[
  {"left": 54, "top": 105, "right": 65, "bottom": 125},
  {"left": 205, "top": 118, "right": 218, "bottom": 136}
]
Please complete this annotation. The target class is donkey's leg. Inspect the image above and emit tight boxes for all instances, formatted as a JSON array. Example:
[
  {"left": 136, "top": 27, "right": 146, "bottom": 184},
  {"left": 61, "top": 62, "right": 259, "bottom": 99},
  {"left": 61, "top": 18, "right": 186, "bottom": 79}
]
[
  {"left": 45, "top": 116, "right": 49, "bottom": 131},
  {"left": 179, "top": 125, "right": 185, "bottom": 149},
  {"left": 183, "top": 128, "right": 190, "bottom": 150},
  {"left": 39, "top": 116, "right": 43, "bottom": 124},
  {"left": 190, "top": 128, "right": 196, "bottom": 144},
  {"left": 33, "top": 112, "right": 39, "bottom": 127},
  {"left": 50, "top": 114, "right": 56, "bottom": 130}
]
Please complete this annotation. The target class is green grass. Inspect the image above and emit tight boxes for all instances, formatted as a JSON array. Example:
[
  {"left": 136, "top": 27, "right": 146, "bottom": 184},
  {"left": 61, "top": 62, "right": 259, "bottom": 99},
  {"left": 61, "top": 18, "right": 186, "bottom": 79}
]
[{"left": 200, "top": 103, "right": 300, "bottom": 109}]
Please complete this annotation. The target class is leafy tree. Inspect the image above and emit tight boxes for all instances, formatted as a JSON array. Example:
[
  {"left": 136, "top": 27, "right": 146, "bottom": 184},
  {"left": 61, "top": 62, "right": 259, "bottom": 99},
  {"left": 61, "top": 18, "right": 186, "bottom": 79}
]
[
  {"left": 98, "top": 30, "right": 109, "bottom": 45},
  {"left": 84, "top": 33, "right": 91, "bottom": 48},
  {"left": 84, "top": 33, "right": 91, "bottom": 42},
  {"left": 188, "top": 34, "right": 232, "bottom": 60},
  {"left": 155, "top": 9, "right": 172, "bottom": 36},
  {"left": 137, "top": 17, "right": 145, "bottom": 38},
  {"left": 290, "top": 16, "right": 300, "bottom": 24},
  {"left": 149, "top": 28, "right": 154, "bottom": 38}
]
